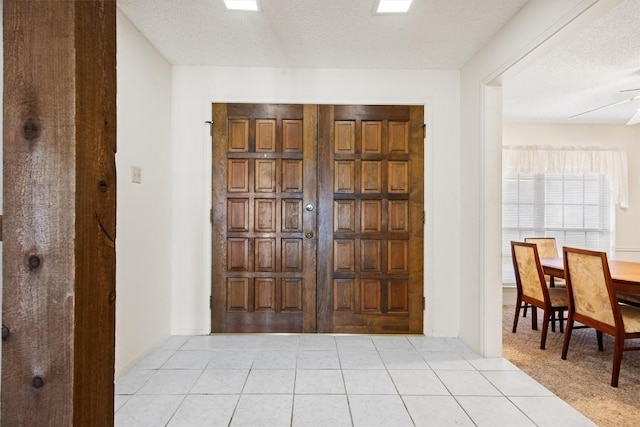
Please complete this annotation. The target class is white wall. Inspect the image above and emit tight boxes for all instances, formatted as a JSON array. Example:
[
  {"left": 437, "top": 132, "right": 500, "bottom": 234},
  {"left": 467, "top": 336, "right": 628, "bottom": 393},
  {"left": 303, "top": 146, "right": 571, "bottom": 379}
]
[
  {"left": 170, "top": 67, "right": 462, "bottom": 337},
  {"left": 460, "top": 0, "right": 623, "bottom": 356},
  {"left": 115, "top": 10, "right": 173, "bottom": 377},
  {"left": 503, "top": 122, "right": 640, "bottom": 261}
]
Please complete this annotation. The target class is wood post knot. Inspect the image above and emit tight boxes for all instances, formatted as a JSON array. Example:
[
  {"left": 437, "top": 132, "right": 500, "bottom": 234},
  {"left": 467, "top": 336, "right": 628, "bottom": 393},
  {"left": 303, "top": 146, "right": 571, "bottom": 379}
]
[
  {"left": 32, "top": 376, "right": 44, "bottom": 389},
  {"left": 21, "top": 120, "right": 41, "bottom": 141},
  {"left": 28, "top": 255, "right": 41, "bottom": 270}
]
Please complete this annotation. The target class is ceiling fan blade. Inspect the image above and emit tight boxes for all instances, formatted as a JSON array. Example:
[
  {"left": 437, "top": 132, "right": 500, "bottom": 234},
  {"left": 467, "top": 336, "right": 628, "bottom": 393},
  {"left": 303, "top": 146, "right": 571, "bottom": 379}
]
[
  {"left": 627, "top": 109, "right": 640, "bottom": 125},
  {"left": 568, "top": 96, "right": 639, "bottom": 120}
]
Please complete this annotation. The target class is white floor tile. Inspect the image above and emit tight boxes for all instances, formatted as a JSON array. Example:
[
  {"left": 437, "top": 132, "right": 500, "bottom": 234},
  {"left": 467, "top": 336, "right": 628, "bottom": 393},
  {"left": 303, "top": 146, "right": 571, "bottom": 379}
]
[
  {"left": 159, "top": 336, "right": 189, "bottom": 350},
  {"left": 510, "top": 396, "right": 597, "bottom": 426},
  {"left": 258, "top": 335, "right": 300, "bottom": 351},
  {"left": 292, "top": 394, "right": 352, "bottom": 427},
  {"left": 408, "top": 336, "right": 455, "bottom": 351},
  {"left": 456, "top": 396, "right": 536, "bottom": 427},
  {"left": 253, "top": 350, "right": 298, "bottom": 369},
  {"left": 163, "top": 350, "right": 212, "bottom": 369},
  {"left": 297, "top": 350, "right": 340, "bottom": 369},
  {"left": 136, "top": 370, "right": 202, "bottom": 395},
  {"left": 371, "top": 336, "right": 414, "bottom": 351},
  {"left": 190, "top": 369, "right": 248, "bottom": 394},
  {"left": 482, "top": 370, "right": 554, "bottom": 396},
  {"left": 349, "top": 395, "right": 414, "bottom": 427},
  {"left": 115, "top": 394, "right": 184, "bottom": 427},
  {"left": 167, "top": 394, "right": 239, "bottom": 427},
  {"left": 115, "top": 369, "right": 155, "bottom": 395},
  {"left": 403, "top": 395, "right": 475, "bottom": 426},
  {"left": 388, "top": 369, "right": 450, "bottom": 395},
  {"left": 335, "top": 335, "right": 376, "bottom": 350},
  {"left": 115, "top": 335, "right": 589, "bottom": 426},
  {"left": 115, "top": 395, "right": 132, "bottom": 412},
  {"left": 436, "top": 370, "right": 502, "bottom": 396},
  {"left": 208, "top": 350, "right": 257, "bottom": 369},
  {"left": 181, "top": 335, "right": 229, "bottom": 350},
  {"left": 295, "top": 369, "right": 345, "bottom": 394},
  {"left": 422, "top": 351, "right": 476, "bottom": 371},
  {"left": 298, "top": 335, "right": 337, "bottom": 350},
  {"left": 379, "top": 350, "right": 431, "bottom": 370},
  {"left": 243, "top": 369, "right": 295, "bottom": 394},
  {"left": 225, "top": 335, "right": 267, "bottom": 350},
  {"left": 230, "top": 394, "right": 293, "bottom": 427},
  {"left": 134, "top": 349, "right": 175, "bottom": 370},
  {"left": 343, "top": 369, "right": 397, "bottom": 394},
  {"left": 466, "top": 357, "right": 519, "bottom": 371},
  {"left": 339, "top": 350, "right": 385, "bottom": 369}
]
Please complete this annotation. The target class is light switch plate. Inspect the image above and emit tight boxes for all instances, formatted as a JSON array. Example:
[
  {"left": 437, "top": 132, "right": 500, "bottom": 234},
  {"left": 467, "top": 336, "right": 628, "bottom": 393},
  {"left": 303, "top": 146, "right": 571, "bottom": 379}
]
[{"left": 131, "top": 166, "right": 142, "bottom": 184}]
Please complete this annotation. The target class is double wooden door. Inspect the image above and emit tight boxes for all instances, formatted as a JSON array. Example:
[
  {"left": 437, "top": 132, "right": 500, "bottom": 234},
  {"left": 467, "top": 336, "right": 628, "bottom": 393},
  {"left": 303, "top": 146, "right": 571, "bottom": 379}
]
[{"left": 211, "top": 103, "right": 424, "bottom": 334}]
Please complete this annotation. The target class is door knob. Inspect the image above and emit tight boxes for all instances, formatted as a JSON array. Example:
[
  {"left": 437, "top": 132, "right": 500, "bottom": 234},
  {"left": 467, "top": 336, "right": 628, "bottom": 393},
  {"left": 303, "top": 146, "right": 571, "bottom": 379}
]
[
  {"left": 305, "top": 203, "right": 314, "bottom": 212},
  {"left": 305, "top": 231, "right": 314, "bottom": 239}
]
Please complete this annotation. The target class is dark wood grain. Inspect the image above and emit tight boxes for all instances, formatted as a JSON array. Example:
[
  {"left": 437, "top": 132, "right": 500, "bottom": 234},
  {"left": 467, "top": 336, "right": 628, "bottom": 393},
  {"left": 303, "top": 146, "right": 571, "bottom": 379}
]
[
  {"left": 211, "top": 104, "right": 317, "bottom": 333},
  {"left": 318, "top": 105, "right": 424, "bottom": 334},
  {"left": 2, "top": 1, "right": 116, "bottom": 425}
]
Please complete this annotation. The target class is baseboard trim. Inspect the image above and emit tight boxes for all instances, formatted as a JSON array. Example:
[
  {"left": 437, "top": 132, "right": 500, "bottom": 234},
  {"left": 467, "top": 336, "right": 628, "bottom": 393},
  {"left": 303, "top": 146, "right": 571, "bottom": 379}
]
[{"left": 503, "top": 286, "right": 517, "bottom": 306}]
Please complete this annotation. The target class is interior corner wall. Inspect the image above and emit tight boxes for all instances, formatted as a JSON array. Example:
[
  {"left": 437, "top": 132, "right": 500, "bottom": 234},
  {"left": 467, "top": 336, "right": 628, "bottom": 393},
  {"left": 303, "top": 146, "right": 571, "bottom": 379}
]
[
  {"left": 170, "top": 67, "right": 461, "bottom": 338},
  {"left": 503, "top": 122, "right": 640, "bottom": 262},
  {"left": 115, "top": 9, "right": 173, "bottom": 377},
  {"left": 460, "top": 0, "right": 622, "bottom": 356}
]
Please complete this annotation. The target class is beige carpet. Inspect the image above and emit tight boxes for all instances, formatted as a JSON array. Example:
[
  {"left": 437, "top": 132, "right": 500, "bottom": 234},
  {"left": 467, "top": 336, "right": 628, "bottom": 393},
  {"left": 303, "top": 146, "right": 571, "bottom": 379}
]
[{"left": 502, "top": 305, "right": 640, "bottom": 427}]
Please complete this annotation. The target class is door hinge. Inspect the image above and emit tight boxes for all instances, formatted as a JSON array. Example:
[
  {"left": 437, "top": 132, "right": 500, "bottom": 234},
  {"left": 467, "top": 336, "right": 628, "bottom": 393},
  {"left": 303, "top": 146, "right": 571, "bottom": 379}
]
[
  {"left": 423, "top": 211, "right": 426, "bottom": 224},
  {"left": 422, "top": 124, "right": 426, "bottom": 139},
  {"left": 210, "top": 208, "right": 213, "bottom": 223},
  {"left": 205, "top": 120, "right": 213, "bottom": 136},
  {"left": 210, "top": 296, "right": 213, "bottom": 309},
  {"left": 423, "top": 297, "right": 426, "bottom": 310}
]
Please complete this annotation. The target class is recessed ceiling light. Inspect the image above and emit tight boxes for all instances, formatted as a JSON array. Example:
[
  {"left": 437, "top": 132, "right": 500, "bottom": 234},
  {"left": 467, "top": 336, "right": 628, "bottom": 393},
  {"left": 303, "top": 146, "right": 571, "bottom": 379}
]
[
  {"left": 224, "top": 0, "right": 259, "bottom": 11},
  {"left": 377, "top": 0, "right": 412, "bottom": 14}
]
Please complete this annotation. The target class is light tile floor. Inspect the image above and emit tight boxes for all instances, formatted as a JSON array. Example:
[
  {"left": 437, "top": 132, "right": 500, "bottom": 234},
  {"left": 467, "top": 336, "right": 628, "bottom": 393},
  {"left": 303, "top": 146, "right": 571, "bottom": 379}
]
[{"left": 115, "top": 335, "right": 595, "bottom": 426}]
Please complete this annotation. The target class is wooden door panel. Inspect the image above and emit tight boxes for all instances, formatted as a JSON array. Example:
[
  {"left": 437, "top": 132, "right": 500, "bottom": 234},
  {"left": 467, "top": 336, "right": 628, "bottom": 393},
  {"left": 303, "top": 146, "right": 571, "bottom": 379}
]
[
  {"left": 228, "top": 160, "right": 249, "bottom": 192},
  {"left": 212, "top": 103, "right": 317, "bottom": 332},
  {"left": 318, "top": 104, "right": 424, "bottom": 334},
  {"left": 334, "top": 200, "right": 356, "bottom": 232},
  {"left": 213, "top": 103, "right": 422, "bottom": 334}
]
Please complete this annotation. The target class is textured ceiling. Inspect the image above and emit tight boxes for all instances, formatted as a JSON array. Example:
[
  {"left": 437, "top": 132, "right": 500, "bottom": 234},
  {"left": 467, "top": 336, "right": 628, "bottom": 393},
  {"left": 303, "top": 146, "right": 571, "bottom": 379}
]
[
  {"left": 116, "top": 0, "right": 529, "bottom": 69},
  {"left": 117, "top": 0, "right": 640, "bottom": 124},
  {"left": 503, "top": 0, "right": 640, "bottom": 125}
]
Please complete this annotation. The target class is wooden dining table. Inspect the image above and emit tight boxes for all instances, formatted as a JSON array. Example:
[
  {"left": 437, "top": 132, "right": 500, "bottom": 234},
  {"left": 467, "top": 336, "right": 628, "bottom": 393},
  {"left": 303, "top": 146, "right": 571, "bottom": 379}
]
[{"left": 540, "top": 257, "right": 640, "bottom": 295}]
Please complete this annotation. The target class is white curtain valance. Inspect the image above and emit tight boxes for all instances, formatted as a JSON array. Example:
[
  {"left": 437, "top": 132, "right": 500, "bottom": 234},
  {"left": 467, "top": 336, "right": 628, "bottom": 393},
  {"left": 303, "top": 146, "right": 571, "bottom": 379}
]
[{"left": 502, "top": 145, "right": 629, "bottom": 208}]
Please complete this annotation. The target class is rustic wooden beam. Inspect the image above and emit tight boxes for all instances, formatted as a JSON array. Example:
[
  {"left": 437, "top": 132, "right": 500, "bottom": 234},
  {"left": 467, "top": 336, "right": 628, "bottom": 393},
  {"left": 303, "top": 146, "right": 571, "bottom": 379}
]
[{"left": 2, "top": 1, "right": 117, "bottom": 425}]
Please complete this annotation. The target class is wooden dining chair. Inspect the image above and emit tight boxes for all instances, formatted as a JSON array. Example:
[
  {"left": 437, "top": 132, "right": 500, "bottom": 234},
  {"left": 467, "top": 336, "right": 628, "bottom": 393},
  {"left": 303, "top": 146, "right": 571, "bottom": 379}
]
[
  {"left": 524, "top": 237, "right": 559, "bottom": 259},
  {"left": 522, "top": 237, "right": 563, "bottom": 318},
  {"left": 511, "top": 241, "right": 568, "bottom": 349},
  {"left": 561, "top": 247, "right": 640, "bottom": 387}
]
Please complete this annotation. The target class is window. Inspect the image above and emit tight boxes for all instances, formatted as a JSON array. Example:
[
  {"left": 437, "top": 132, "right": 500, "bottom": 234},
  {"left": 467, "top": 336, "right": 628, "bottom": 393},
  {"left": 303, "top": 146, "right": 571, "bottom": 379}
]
[{"left": 502, "top": 172, "right": 612, "bottom": 284}]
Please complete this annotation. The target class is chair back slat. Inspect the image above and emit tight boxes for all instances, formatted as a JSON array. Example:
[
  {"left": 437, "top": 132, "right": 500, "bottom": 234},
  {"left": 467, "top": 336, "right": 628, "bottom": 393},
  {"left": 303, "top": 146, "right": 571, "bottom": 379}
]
[
  {"left": 565, "top": 250, "right": 615, "bottom": 327},
  {"left": 524, "top": 237, "right": 559, "bottom": 258},
  {"left": 512, "top": 242, "right": 546, "bottom": 303}
]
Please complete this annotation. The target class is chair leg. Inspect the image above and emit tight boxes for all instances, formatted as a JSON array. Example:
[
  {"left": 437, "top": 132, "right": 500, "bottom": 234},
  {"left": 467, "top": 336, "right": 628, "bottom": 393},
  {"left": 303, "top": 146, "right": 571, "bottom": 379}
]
[
  {"left": 597, "top": 330, "right": 604, "bottom": 351},
  {"left": 512, "top": 297, "right": 522, "bottom": 333},
  {"left": 540, "top": 310, "right": 551, "bottom": 350},
  {"left": 523, "top": 303, "right": 528, "bottom": 318},
  {"left": 558, "top": 310, "right": 564, "bottom": 333},
  {"left": 550, "top": 311, "right": 556, "bottom": 333},
  {"left": 531, "top": 306, "right": 538, "bottom": 331},
  {"left": 611, "top": 337, "right": 624, "bottom": 387},
  {"left": 561, "top": 316, "right": 574, "bottom": 360}
]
